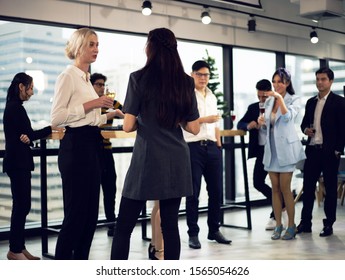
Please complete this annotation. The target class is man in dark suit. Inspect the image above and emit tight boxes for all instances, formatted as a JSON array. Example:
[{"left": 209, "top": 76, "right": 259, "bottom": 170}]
[
  {"left": 237, "top": 79, "right": 284, "bottom": 230},
  {"left": 297, "top": 67, "right": 345, "bottom": 237}
]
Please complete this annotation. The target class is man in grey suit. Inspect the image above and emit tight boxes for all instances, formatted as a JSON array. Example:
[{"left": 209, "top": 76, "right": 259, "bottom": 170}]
[{"left": 297, "top": 67, "right": 345, "bottom": 237}]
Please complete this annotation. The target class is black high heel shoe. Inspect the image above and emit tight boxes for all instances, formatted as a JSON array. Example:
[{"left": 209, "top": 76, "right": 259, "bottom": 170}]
[{"left": 148, "top": 243, "right": 156, "bottom": 260}]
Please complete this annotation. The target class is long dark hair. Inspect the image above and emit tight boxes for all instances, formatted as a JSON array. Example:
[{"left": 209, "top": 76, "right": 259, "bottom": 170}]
[
  {"left": 7, "top": 72, "right": 33, "bottom": 102},
  {"left": 272, "top": 68, "right": 295, "bottom": 95},
  {"left": 141, "top": 28, "right": 194, "bottom": 128}
]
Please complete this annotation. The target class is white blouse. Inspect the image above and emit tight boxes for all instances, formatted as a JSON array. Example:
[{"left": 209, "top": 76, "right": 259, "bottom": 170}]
[{"left": 51, "top": 65, "right": 107, "bottom": 128}]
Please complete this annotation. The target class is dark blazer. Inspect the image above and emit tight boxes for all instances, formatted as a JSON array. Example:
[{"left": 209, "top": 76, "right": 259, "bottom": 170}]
[
  {"left": 237, "top": 101, "right": 260, "bottom": 159},
  {"left": 301, "top": 91, "right": 345, "bottom": 154},
  {"left": 3, "top": 100, "right": 52, "bottom": 172}
]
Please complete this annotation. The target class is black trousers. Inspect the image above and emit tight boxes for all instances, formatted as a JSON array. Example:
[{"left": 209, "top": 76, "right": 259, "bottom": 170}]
[
  {"left": 111, "top": 196, "right": 182, "bottom": 260},
  {"left": 100, "top": 148, "right": 117, "bottom": 228},
  {"left": 301, "top": 145, "right": 340, "bottom": 226},
  {"left": 186, "top": 141, "right": 222, "bottom": 237},
  {"left": 253, "top": 146, "right": 274, "bottom": 218},
  {"left": 7, "top": 169, "right": 32, "bottom": 253},
  {"left": 55, "top": 126, "right": 102, "bottom": 260}
]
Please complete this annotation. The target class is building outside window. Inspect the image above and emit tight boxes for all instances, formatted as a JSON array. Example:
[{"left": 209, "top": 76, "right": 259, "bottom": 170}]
[{"left": 0, "top": 20, "right": 223, "bottom": 229}]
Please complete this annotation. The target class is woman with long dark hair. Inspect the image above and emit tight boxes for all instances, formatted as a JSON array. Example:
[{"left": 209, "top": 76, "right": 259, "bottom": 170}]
[
  {"left": 3, "top": 72, "right": 57, "bottom": 260},
  {"left": 258, "top": 68, "right": 306, "bottom": 240},
  {"left": 111, "top": 28, "right": 200, "bottom": 260}
]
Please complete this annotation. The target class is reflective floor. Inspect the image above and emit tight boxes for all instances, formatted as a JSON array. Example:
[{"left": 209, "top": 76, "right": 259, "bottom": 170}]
[{"left": 1, "top": 201, "right": 344, "bottom": 260}]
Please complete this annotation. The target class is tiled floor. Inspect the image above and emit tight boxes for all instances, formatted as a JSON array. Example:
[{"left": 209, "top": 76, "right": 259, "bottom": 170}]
[{"left": 1, "top": 200, "right": 344, "bottom": 260}]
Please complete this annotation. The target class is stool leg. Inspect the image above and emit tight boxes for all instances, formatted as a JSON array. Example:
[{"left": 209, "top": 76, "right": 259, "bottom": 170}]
[
  {"left": 341, "top": 182, "right": 345, "bottom": 206},
  {"left": 316, "top": 178, "right": 325, "bottom": 207},
  {"left": 294, "top": 186, "right": 303, "bottom": 204}
]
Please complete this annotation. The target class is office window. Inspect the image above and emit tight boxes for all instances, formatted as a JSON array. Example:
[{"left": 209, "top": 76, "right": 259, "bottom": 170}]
[
  {"left": 232, "top": 48, "right": 275, "bottom": 200},
  {"left": 329, "top": 60, "right": 345, "bottom": 96},
  {"left": 0, "top": 20, "right": 223, "bottom": 229},
  {"left": 285, "top": 54, "right": 320, "bottom": 140}
]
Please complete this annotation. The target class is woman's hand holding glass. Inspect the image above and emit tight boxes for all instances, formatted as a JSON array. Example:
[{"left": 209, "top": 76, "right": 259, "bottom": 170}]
[{"left": 99, "top": 95, "right": 114, "bottom": 109}]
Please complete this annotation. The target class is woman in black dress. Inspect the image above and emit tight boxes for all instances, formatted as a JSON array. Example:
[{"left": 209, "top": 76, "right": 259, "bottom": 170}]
[
  {"left": 3, "top": 72, "right": 58, "bottom": 260},
  {"left": 111, "top": 28, "right": 200, "bottom": 260}
]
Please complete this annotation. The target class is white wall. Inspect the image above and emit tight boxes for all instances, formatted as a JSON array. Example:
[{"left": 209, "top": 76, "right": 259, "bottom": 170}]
[{"left": 1, "top": 0, "right": 344, "bottom": 60}]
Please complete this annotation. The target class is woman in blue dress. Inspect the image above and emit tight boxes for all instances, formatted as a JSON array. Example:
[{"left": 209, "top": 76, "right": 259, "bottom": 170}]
[{"left": 258, "top": 68, "right": 306, "bottom": 240}]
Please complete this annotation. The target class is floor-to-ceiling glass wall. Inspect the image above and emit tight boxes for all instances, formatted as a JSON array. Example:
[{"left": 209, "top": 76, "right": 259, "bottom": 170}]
[{"left": 0, "top": 20, "right": 223, "bottom": 231}]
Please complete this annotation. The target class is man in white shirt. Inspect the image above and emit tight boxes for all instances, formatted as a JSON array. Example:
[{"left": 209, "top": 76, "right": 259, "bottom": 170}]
[{"left": 183, "top": 60, "right": 231, "bottom": 249}]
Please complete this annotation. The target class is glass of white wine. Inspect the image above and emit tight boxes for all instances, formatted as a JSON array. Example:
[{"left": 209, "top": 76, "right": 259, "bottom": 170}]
[{"left": 105, "top": 88, "right": 116, "bottom": 112}]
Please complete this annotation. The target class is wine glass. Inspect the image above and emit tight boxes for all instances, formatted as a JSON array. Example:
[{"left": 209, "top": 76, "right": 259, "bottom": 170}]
[
  {"left": 217, "top": 109, "right": 222, "bottom": 120},
  {"left": 105, "top": 88, "right": 116, "bottom": 112},
  {"left": 105, "top": 88, "right": 116, "bottom": 100},
  {"left": 259, "top": 102, "right": 265, "bottom": 116},
  {"left": 230, "top": 110, "right": 236, "bottom": 122}
]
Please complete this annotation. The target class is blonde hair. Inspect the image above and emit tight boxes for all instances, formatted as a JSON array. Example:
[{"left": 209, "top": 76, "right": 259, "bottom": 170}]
[{"left": 65, "top": 27, "right": 97, "bottom": 60}]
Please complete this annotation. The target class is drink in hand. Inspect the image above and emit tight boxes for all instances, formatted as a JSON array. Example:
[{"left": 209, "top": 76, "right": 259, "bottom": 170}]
[
  {"left": 259, "top": 102, "right": 265, "bottom": 115},
  {"left": 105, "top": 88, "right": 116, "bottom": 111},
  {"left": 106, "top": 91, "right": 115, "bottom": 100}
]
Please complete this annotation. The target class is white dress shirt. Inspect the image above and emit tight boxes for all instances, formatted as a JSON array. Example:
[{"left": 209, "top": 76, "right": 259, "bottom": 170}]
[
  {"left": 310, "top": 91, "right": 330, "bottom": 145},
  {"left": 183, "top": 87, "right": 218, "bottom": 142},
  {"left": 51, "top": 65, "right": 107, "bottom": 127}
]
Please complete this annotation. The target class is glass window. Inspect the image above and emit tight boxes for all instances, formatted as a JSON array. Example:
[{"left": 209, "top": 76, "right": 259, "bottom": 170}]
[
  {"left": 329, "top": 60, "right": 345, "bottom": 96},
  {"left": 233, "top": 48, "right": 275, "bottom": 200},
  {"left": 0, "top": 20, "right": 223, "bottom": 229},
  {"left": 285, "top": 54, "right": 320, "bottom": 140}
]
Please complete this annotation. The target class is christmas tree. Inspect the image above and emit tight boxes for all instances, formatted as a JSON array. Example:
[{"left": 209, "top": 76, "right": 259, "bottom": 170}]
[{"left": 203, "top": 49, "right": 230, "bottom": 118}]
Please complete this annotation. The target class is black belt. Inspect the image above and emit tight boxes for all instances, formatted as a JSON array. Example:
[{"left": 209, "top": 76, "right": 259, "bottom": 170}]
[
  {"left": 197, "top": 140, "right": 216, "bottom": 146},
  {"left": 311, "top": 144, "right": 323, "bottom": 149}
]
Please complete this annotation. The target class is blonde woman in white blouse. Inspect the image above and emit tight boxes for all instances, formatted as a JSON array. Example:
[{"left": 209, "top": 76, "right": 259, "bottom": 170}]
[{"left": 51, "top": 28, "right": 117, "bottom": 260}]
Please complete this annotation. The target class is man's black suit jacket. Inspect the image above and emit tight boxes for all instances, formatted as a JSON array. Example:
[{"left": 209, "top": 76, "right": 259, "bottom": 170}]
[
  {"left": 237, "top": 101, "right": 261, "bottom": 159},
  {"left": 301, "top": 91, "right": 345, "bottom": 154}
]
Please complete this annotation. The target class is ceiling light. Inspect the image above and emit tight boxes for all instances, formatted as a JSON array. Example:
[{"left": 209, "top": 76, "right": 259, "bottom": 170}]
[
  {"left": 310, "top": 28, "right": 318, "bottom": 44},
  {"left": 248, "top": 15, "right": 256, "bottom": 32},
  {"left": 201, "top": 6, "right": 211, "bottom": 25},
  {"left": 142, "top": 1, "right": 152, "bottom": 16}
]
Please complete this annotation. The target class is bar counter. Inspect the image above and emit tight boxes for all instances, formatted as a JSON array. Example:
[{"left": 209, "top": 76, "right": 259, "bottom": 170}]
[{"left": 50, "top": 128, "right": 246, "bottom": 139}]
